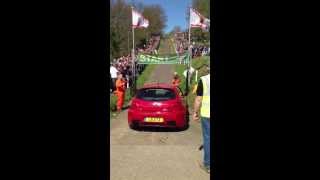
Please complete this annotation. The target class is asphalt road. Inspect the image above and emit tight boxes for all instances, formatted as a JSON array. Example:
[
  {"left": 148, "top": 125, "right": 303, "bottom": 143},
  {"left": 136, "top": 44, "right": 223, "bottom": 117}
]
[{"left": 110, "top": 64, "right": 210, "bottom": 180}]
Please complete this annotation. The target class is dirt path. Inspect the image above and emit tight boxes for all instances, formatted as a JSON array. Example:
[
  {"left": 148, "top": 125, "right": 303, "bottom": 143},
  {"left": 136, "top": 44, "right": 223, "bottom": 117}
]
[
  {"left": 110, "top": 39, "right": 209, "bottom": 180},
  {"left": 146, "top": 64, "right": 173, "bottom": 83}
]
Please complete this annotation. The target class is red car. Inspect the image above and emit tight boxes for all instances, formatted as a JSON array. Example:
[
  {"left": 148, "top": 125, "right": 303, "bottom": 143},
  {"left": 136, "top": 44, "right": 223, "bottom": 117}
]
[{"left": 128, "top": 83, "right": 188, "bottom": 130}]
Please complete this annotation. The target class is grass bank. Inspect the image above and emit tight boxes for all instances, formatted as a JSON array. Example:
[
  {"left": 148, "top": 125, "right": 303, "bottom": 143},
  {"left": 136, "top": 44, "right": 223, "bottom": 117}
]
[
  {"left": 136, "top": 64, "right": 156, "bottom": 88},
  {"left": 174, "top": 55, "right": 210, "bottom": 108}
]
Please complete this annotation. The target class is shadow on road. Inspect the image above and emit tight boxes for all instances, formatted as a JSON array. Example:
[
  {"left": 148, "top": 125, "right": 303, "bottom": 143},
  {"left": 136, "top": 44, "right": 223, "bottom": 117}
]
[{"left": 122, "top": 105, "right": 130, "bottom": 110}]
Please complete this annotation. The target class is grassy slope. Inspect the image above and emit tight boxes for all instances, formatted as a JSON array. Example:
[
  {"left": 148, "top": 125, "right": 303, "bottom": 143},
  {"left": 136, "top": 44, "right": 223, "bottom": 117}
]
[
  {"left": 136, "top": 64, "right": 156, "bottom": 89},
  {"left": 157, "top": 38, "right": 168, "bottom": 55},
  {"left": 175, "top": 55, "right": 210, "bottom": 108}
]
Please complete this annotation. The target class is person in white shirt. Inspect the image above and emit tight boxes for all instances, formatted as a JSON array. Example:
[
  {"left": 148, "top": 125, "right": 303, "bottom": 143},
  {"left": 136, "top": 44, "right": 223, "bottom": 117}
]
[
  {"left": 202, "top": 48, "right": 206, "bottom": 56},
  {"left": 110, "top": 63, "right": 118, "bottom": 92}
]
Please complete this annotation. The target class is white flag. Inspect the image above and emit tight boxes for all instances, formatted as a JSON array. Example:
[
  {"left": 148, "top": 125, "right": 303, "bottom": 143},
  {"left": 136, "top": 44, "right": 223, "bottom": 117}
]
[
  {"left": 132, "top": 9, "right": 149, "bottom": 28},
  {"left": 190, "top": 8, "right": 210, "bottom": 31}
]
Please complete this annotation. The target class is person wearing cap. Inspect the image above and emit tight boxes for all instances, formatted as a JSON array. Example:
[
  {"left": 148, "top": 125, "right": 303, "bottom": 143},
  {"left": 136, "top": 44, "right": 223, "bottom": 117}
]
[
  {"left": 193, "top": 64, "right": 211, "bottom": 174},
  {"left": 172, "top": 72, "right": 181, "bottom": 88}
]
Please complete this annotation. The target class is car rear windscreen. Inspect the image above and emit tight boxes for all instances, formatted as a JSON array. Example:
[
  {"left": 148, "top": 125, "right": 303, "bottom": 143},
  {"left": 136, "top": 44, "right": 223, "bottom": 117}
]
[{"left": 136, "top": 88, "right": 176, "bottom": 101}]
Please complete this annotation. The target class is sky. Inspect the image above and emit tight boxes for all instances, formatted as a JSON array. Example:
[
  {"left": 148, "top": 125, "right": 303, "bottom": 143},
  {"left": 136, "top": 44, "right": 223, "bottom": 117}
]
[{"left": 127, "top": 0, "right": 192, "bottom": 33}]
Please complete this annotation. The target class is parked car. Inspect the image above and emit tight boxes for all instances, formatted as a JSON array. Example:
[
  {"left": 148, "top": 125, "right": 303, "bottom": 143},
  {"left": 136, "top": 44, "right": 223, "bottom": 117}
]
[{"left": 128, "top": 83, "right": 188, "bottom": 129}]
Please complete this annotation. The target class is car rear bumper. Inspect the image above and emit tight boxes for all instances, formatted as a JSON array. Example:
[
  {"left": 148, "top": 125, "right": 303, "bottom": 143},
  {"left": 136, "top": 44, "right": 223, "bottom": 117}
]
[{"left": 128, "top": 109, "right": 186, "bottom": 128}]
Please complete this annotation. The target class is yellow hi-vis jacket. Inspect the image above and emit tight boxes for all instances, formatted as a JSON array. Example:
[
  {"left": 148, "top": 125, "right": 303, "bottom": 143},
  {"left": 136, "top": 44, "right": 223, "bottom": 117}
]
[{"left": 200, "top": 74, "right": 210, "bottom": 118}]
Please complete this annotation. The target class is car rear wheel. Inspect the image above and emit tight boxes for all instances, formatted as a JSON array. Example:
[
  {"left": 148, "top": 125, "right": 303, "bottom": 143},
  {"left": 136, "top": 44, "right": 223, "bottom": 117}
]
[
  {"left": 129, "top": 123, "right": 138, "bottom": 130},
  {"left": 180, "top": 123, "right": 189, "bottom": 130}
]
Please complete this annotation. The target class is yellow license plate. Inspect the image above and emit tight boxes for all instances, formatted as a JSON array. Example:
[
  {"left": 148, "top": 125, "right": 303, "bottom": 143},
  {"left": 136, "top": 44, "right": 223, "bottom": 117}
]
[{"left": 144, "top": 117, "right": 164, "bottom": 123}]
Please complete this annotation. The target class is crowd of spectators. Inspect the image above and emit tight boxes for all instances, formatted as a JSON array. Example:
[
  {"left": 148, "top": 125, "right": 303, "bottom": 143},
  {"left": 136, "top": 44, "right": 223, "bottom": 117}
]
[
  {"left": 110, "top": 35, "right": 161, "bottom": 93},
  {"left": 175, "top": 40, "right": 188, "bottom": 55},
  {"left": 138, "top": 35, "right": 160, "bottom": 54},
  {"left": 174, "top": 33, "right": 188, "bottom": 55},
  {"left": 110, "top": 55, "right": 146, "bottom": 93},
  {"left": 173, "top": 32, "right": 210, "bottom": 58},
  {"left": 191, "top": 44, "right": 210, "bottom": 58}
]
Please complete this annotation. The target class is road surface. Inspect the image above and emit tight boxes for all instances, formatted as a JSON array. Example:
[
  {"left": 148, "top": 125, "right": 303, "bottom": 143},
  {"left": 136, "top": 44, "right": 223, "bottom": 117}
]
[{"left": 110, "top": 62, "right": 210, "bottom": 180}]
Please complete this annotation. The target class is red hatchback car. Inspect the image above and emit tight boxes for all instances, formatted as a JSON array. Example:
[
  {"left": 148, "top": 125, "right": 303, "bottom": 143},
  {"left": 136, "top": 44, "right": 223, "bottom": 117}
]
[{"left": 128, "top": 83, "right": 188, "bottom": 129}]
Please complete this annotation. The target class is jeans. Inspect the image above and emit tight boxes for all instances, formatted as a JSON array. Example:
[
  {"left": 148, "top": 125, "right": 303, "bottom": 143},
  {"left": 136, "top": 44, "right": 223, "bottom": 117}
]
[{"left": 201, "top": 117, "right": 210, "bottom": 167}]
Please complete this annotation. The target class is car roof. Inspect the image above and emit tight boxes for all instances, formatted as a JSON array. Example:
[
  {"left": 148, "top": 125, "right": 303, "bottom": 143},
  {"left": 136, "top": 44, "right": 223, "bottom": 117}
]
[{"left": 140, "top": 83, "right": 175, "bottom": 90}]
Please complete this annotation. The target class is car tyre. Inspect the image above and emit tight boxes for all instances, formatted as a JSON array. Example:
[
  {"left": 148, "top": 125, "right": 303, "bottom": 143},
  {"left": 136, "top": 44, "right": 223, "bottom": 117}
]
[
  {"left": 129, "top": 123, "right": 138, "bottom": 130},
  {"left": 183, "top": 123, "right": 189, "bottom": 130},
  {"left": 178, "top": 123, "right": 189, "bottom": 131}
]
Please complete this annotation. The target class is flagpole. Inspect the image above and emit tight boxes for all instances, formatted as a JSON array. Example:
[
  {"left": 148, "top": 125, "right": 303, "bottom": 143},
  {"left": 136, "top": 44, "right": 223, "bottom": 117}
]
[
  {"left": 188, "top": 8, "right": 191, "bottom": 56},
  {"left": 189, "top": 8, "right": 192, "bottom": 69},
  {"left": 187, "top": 7, "right": 192, "bottom": 94},
  {"left": 131, "top": 6, "right": 136, "bottom": 94}
]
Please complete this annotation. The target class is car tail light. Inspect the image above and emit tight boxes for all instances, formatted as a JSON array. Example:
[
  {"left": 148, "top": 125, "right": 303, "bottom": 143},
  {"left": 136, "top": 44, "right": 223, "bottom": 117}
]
[
  {"left": 130, "top": 102, "right": 141, "bottom": 111},
  {"left": 162, "top": 105, "right": 177, "bottom": 112},
  {"left": 169, "top": 102, "right": 183, "bottom": 111}
]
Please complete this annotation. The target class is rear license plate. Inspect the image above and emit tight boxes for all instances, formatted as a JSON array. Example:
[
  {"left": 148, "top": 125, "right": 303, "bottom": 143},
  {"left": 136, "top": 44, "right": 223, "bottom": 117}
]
[{"left": 144, "top": 117, "right": 164, "bottom": 123}]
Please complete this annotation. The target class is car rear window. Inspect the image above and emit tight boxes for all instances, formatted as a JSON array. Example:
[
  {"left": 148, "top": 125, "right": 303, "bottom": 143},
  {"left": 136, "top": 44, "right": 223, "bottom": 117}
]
[{"left": 136, "top": 88, "right": 176, "bottom": 101}]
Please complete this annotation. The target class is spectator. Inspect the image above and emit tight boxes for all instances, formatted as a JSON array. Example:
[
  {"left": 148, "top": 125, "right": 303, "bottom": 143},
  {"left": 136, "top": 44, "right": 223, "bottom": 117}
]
[
  {"left": 123, "top": 66, "right": 130, "bottom": 88},
  {"left": 110, "top": 63, "right": 118, "bottom": 92},
  {"left": 172, "top": 72, "right": 181, "bottom": 88},
  {"left": 115, "top": 72, "right": 126, "bottom": 112},
  {"left": 191, "top": 44, "right": 209, "bottom": 58}
]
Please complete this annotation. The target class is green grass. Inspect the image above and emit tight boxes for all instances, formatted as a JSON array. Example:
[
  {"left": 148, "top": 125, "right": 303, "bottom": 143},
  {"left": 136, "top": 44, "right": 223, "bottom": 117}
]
[
  {"left": 175, "top": 64, "right": 188, "bottom": 94},
  {"left": 157, "top": 38, "right": 166, "bottom": 54},
  {"left": 158, "top": 38, "right": 176, "bottom": 55},
  {"left": 136, "top": 64, "right": 156, "bottom": 88},
  {"left": 169, "top": 38, "right": 176, "bottom": 53},
  {"left": 174, "top": 55, "right": 210, "bottom": 109}
]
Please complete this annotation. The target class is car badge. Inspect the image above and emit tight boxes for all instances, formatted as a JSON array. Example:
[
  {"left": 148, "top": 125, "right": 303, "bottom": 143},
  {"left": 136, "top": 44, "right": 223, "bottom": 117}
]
[{"left": 152, "top": 102, "right": 161, "bottom": 106}]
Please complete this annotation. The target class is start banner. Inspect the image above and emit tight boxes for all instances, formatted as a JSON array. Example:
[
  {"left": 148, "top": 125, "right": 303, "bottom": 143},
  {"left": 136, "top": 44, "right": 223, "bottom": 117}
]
[{"left": 137, "top": 53, "right": 190, "bottom": 64}]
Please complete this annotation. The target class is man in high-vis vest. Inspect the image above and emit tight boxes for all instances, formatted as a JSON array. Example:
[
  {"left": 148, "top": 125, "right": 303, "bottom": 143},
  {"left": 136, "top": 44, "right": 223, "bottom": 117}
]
[{"left": 193, "top": 65, "right": 210, "bottom": 174}]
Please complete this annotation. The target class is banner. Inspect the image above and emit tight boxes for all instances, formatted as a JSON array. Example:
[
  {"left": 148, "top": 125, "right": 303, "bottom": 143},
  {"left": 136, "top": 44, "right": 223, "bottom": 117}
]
[{"left": 137, "top": 53, "right": 190, "bottom": 64}]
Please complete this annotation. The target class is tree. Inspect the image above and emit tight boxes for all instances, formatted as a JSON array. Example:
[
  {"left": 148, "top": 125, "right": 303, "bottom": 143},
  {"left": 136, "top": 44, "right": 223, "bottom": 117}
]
[
  {"left": 192, "top": 0, "right": 210, "bottom": 18},
  {"left": 110, "top": 0, "right": 167, "bottom": 60},
  {"left": 110, "top": 0, "right": 131, "bottom": 58},
  {"left": 143, "top": 5, "right": 167, "bottom": 37}
]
